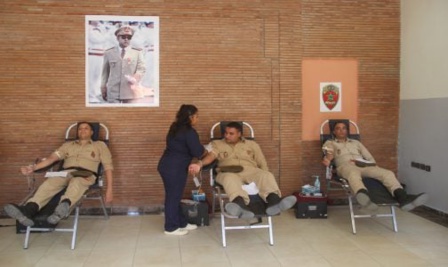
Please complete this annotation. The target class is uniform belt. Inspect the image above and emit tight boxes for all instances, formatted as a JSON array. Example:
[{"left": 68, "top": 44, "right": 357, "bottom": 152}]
[{"left": 63, "top": 167, "right": 98, "bottom": 177}]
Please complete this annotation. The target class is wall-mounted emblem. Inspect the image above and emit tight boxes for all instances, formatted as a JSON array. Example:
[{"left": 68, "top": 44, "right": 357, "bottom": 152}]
[{"left": 320, "top": 82, "right": 342, "bottom": 112}]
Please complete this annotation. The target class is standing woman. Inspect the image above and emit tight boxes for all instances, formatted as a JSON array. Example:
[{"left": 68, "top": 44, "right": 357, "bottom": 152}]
[{"left": 158, "top": 104, "right": 206, "bottom": 235}]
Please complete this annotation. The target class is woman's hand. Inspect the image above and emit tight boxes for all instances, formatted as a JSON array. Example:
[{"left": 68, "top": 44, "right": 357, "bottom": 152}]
[{"left": 188, "top": 163, "right": 201, "bottom": 175}]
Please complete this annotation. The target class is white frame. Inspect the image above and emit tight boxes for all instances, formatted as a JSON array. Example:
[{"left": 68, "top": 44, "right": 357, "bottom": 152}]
[{"left": 85, "top": 15, "right": 160, "bottom": 107}]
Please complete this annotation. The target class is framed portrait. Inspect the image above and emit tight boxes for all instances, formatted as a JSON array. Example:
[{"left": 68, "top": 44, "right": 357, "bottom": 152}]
[{"left": 85, "top": 15, "right": 159, "bottom": 107}]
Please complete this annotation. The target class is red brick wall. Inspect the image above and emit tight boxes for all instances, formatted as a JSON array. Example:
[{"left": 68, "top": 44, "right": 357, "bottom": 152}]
[
  {"left": 0, "top": 0, "right": 399, "bottom": 210},
  {"left": 301, "top": 0, "right": 400, "bottom": 189}
]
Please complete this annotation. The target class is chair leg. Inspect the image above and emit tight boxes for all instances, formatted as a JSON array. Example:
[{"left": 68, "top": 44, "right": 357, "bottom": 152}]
[
  {"left": 212, "top": 191, "right": 217, "bottom": 216},
  {"left": 391, "top": 205, "right": 398, "bottom": 232},
  {"left": 268, "top": 216, "right": 274, "bottom": 246},
  {"left": 24, "top": 226, "right": 31, "bottom": 249},
  {"left": 98, "top": 194, "right": 109, "bottom": 220},
  {"left": 348, "top": 196, "right": 357, "bottom": 234},
  {"left": 71, "top": 206, "right": 80, "bottom": 250},
  {"left": 221, "top": 211, "right": 227, "bottom": 247}
]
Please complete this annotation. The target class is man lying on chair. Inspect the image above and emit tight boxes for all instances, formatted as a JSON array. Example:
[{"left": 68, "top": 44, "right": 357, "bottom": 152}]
[
  {"left": 321, "top": 121, "right": 427, "bottom": 211},
  {"left": 4, "top": 122, "right": 114, "bottom": 226},
  {"left": 189, "top": 121, "right": 296, "bottom": 219}
]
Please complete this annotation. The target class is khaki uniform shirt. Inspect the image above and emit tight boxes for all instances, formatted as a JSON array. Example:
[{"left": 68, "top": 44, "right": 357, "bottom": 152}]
[
  {"left": 55, "top": 140, "right": 113, "bottom": 173},
  {"left": 211, "top": 138, "right": 269, "bottom": 171},
  {"left": 322, "top": 138, "right": 375, "bottom": 168},
  {"left": 101, "top": 46, "right": 146, "bottom": 102}
]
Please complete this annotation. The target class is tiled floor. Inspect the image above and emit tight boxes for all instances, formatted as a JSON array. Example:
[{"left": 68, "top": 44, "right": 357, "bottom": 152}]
[
  {"left": 0, "top": 206, "right": 447, "bottom": 267},
  {"left": 411, "top": 206, "right": 448, "bottom": 228}
]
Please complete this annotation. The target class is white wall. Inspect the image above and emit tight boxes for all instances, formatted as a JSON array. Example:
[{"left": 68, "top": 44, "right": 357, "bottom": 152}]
[
  {"left": 400, "top": 0, "right": 448, "bottom": 213},
  {"left": 401, "top": 0, "right": 448, "bottom": 99}
]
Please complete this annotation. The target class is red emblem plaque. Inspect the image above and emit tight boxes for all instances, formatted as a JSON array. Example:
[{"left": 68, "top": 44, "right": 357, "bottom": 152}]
[{"left": 322, "top": 84, "right": 340, "bottom": 110}]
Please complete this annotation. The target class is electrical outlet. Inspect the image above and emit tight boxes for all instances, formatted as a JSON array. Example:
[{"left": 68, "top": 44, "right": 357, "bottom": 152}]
[{"left": 425, "top": 165, "right": 431, "bottom": 172}]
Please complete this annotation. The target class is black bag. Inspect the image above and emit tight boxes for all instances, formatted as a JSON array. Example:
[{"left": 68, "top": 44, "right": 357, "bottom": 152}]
[{"left": 181, "top": 200, "right": 209, "bottom": 226}]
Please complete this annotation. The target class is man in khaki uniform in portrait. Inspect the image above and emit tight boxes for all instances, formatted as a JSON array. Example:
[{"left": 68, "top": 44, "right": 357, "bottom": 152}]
[
  {"left": 189, "top": 122, "right": 296, "bottom": 219},
  {"left": 322, "top": 120, "right": 427, "bottom": 211},
  {"left": 101, "top": 25, "right": 146, "bottom": 103},
  {"left": 4, "top": 122, "right": 113, "bottom": 226}
]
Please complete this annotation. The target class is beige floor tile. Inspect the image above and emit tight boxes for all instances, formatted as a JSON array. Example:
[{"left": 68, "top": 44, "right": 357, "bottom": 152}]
[
  {"left": 368, "top": 248, "right": 432, "bottom": 266},
  {"left": 136, "top": 232, "right": 181, "bottom": 248},
  {"left": 230, "top": 259, "right": 282, "bottom": 267},
  {"left": 7, "top": 232, "right": 61, "bottom": 252},
  {"left": 133, "top": 246, "right": 181, "bottom": 267},
  {"left": 83, "top": 249, "right": 134, "bottom": 267},
  {"left": 0, "top": 205, "right": 445, "bottom": 266},
  {"left": 179, "top": 227, "right": 224, "bottom": 247},
  {"left": 322, "top": 250, "right": 382, "bottom": 267},
  {"left": 278, "top": 255, "right": 332, "bottom": 267},
  {"left": 406, "top": 246, "right": 448, "bottom": 266},
  {"left": 225, "top": 243, "right": 278, "bottom": 265},
  {"left": 0, "top": 247, "right": 48, "bottom": 266},
  {"left": 92, "top": 227, "right": 139, "bottom": 251},
  {"left": 34, "top": 249, "right": 91, "bottom": 267},
  {"left": 267, "top": 236, "right": 321, "bottom": 258},
  {"left": 180, "top": 244, "right": 228, "bottom": 263}
]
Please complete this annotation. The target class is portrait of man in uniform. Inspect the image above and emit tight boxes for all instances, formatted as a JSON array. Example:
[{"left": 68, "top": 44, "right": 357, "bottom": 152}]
[{"left": 85, "top": 15, "right": 159, "bottom": 107}]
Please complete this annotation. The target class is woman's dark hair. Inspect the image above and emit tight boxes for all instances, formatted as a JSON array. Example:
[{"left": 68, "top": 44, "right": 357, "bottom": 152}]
[{"left": 167, "top": 104, "right": 198, "bottom": 138}]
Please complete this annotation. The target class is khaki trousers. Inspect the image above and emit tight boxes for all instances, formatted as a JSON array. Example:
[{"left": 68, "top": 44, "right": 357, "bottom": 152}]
[
  {"left": 216, "top": 166, "right": 281, "bottom": 204},
  {"left": 337, "top": 164, "right": 402, "bottom": 195},
  {"left": 27, "top": 175, "right": 96, "bottom": 210}
]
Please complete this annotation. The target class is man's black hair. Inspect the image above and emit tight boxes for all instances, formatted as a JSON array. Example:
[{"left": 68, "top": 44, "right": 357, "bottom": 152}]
[
  {"left": 77, "top": 121, "right": 94, "bottom": 131},
  {"left": 226, "top": 121, "right": 243, "bottom": 133}
]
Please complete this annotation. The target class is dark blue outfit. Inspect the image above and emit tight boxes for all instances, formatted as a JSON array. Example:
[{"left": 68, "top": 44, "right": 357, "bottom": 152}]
[{"left": 158, "top": 128, "right": 205, "bottom": 232}]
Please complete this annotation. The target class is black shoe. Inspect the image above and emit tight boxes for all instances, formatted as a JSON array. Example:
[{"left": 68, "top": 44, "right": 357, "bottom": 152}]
[
  {"left": 399, "top": 193, "right": 429, "bottom": 211},
  {"left": 47, "top": 201, "right": 71, "bottom": 224},
  {"left": 225, "top": 197, "right": 254, "bottom": 219},
  {"left": 265, "top": 194, "right": 297, "bottom": 216},
  {"left": 4, "top": 202, "right": 38, "bottom": 227},
  {"left": 355, "top": 189, "right": 378, "bottom": 211}
]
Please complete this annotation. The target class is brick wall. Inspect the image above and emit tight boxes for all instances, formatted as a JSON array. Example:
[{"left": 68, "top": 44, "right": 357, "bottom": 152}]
[{"left": 0, "top": 0, "right": 399, "bottom": 210}]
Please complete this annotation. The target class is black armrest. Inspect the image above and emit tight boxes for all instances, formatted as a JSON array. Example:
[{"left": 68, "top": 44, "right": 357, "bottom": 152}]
[
  {"left": 33, "top": 160, "right": 63, "bottom": 173},
  {"left": 202, "top": 160, "right": 218, "bottom": 172}
]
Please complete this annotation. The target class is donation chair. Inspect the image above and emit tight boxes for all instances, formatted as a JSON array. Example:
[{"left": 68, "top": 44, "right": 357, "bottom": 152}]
[
  {"left": 21, "top": 122, "right": 110, "bottom": 249},
  {"left": 320, "top": 119, "right": 398, "bottom": 234},
  {"left": 207, "top": 121, "right": 274, "bottom": 247}
]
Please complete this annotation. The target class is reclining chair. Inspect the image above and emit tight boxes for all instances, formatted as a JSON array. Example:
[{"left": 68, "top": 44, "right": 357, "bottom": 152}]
[
  {"left": 320, "top": 119, "right": 398, "bottom": 234},
  {"left": 20, "top": 122, "right": 110, "bottom": 249},
  {"left": 206, "top": 121, "right": 274, "bottom": 247}
]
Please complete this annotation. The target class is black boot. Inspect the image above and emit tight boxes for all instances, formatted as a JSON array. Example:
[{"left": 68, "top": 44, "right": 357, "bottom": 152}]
[
  {"left": 355, "top": 189, "right": 378, "bottom": 211},
  {"left": 225, "top": 196, "right": 254, "bottom": 219},
  {"left": 394, "top": 188, "right": 428, "bottom": 211},
  {"left": 394, "top": 188, "right": 408, "bottom": 203},
  {"left": 265, "top": 193, "right": 297, "bottom": 216},
  {"left": 4, "top": 202, "right": 39, "bottom": 227}
]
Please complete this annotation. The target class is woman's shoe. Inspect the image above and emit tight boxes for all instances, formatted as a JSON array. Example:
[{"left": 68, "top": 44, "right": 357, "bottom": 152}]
[
  {"left": 181, "top": 223, "right": 197, "bottom": 230},
  {"left": 164, "top": 228, "right": 188, "bottom": 236}
]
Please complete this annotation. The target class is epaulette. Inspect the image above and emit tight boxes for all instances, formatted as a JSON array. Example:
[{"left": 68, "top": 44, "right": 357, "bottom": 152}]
[
  {"left": 131, "top": 47, "right": 142, "bottom": 51},
  {"left": 105, "top": 47, "right": 115, "bottom": 51}
]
